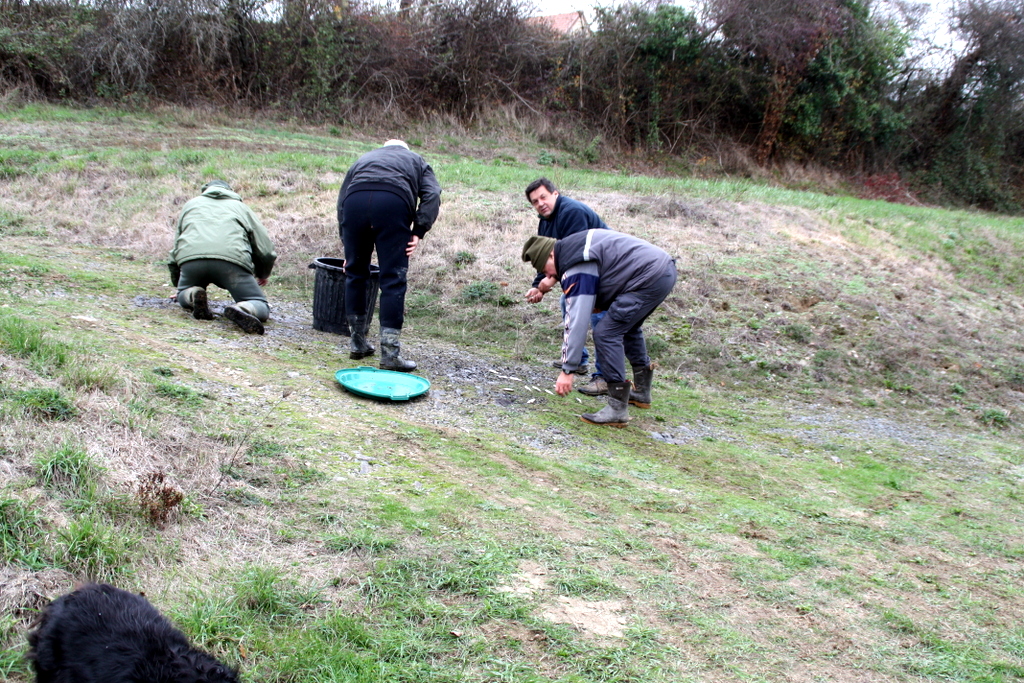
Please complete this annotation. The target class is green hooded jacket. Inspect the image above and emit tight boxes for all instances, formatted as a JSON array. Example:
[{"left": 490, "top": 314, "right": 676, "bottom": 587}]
[{"left": 170, "top": 186, "right": 277, "bottom": 279}]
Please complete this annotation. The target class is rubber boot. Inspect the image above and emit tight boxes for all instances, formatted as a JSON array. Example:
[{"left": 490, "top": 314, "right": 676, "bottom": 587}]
[
  {"left": 380, "top": 327, "right": 416, "bottom": 372},
  {"left": 180, "top": 286, "right": 213, "bottom": 320},
  {"left": 552, "top": 360, "right": 589, "bottom": 376},
  {"left": 224, "top": 302, "right": 265, "bottom": 335},
  {"left": 580, "top": 381, "right": 631, "bottom": 427},
  {"left": 629, "top": 365, "right": 653, "bottom": 409},
  {"left": 237, "top": 299, "right": 270, "bottom": 321},
  {"left": 577, "top": 375, "right": 608, "bottom": 397},
  {"left": 347, "top": 315, "right": 375, "bottom": 360}
]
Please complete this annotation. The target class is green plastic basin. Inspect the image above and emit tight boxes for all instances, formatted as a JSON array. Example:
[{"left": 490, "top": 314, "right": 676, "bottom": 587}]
[{"left": 335, "top": 366, "right": 430, "bottom": 401}]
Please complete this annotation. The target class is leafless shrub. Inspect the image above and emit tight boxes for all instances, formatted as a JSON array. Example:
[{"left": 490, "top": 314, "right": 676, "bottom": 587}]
[
  {"left": 1, "top": 0, "right": 557, "bottom": 119},
  {"left": 708, "top": 0, "right": 849, "bottom": 164},
  {"left": 135, "top": 471, "right": 184, "bottom": 527},
  {"left": 72, "top": 2, "right": 159, "bottom": 96},
  {"left": 931, "top": 0, "right": 1024, "bottom": 139},
  {"left": 0, "top": 1, "right": 78, "bottom": 96},
  {"left": 560, "top": 3, "right": 714, "bottom": 152},
  {"left": 418, "top": 0, "right": 555, "bottom": 117}
]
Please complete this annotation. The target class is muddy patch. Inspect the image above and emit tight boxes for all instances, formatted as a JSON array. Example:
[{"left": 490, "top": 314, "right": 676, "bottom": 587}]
[{"left": 497, "top": 561, "right": 630, "bottom": 639}]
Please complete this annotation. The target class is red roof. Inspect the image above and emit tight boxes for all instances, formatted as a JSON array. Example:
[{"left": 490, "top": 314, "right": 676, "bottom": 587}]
[{"left": 526, "top": 11, "right": 588, "bottom": 35}]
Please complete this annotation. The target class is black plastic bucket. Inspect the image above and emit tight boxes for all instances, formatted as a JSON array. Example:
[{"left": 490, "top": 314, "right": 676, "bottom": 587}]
[{"left": 308, "top": 258, "right": 379, "bottom": 336}]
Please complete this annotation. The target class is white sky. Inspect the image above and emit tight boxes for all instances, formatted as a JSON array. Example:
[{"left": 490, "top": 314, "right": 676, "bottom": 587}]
[
  {"left": 526, "top": 0, "right": 962, "bottom": 71},
  {"left": 528, "top": 0, "right": 951, "bottom": 25}
]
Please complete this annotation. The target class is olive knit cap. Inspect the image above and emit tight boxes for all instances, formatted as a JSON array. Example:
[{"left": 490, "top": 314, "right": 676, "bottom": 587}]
[
  {"left": 522, "top": 235, "right": 556, "bottom": 272},
  {"left": 201, "top": 179, "right": 232, "bottom": 192}
]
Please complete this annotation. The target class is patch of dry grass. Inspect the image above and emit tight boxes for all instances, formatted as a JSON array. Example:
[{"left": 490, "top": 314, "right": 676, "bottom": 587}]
[{"left": 3, "top": 106, "right": 1023, "bottom": 409}]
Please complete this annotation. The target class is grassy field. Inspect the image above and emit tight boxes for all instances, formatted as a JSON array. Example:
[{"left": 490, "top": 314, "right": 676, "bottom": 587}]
[{"left": 1, "top": 103, "right": 1023, "bottom": 682}]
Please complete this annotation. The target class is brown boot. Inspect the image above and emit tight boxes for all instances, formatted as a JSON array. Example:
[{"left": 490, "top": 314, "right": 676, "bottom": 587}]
[
  {"left": 577, "top": 376, "right": 608, "bottom": 397},
  {"left": 552, "top": 360, "right": 589, "bottom": 375}
]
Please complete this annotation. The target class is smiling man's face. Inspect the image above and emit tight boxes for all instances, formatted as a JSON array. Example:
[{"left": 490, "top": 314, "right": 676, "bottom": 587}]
[{"left": 528, "top": 186, "right": 559, "bottom": 218}]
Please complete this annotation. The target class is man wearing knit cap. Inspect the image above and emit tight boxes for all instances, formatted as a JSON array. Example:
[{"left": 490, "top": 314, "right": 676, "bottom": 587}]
[
  {"left": 169, "top": 180, "right": 277, "bottom": 335},
  {"left": 522, "top": 230, "right": 676, "bottom": 427},
  {"left": 338, "top": 139, "right": 442, "bottom": 371},
  {"left": 523, "top": 177, "right": 610, "bottom": 396}
]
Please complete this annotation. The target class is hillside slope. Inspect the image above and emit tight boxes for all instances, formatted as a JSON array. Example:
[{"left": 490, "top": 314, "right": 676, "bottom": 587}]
[{"left": 1, "top": 105, "right": 1023, "bottom": 682}]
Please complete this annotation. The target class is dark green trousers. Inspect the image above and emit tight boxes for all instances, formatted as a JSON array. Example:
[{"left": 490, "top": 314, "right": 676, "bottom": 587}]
[{"left": 176, "top": 259, "right": 269, "bottom": 320}]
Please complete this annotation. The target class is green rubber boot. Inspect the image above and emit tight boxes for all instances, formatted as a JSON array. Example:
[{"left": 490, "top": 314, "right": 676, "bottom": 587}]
[
  {"left": 629, "top": 365, "right": 653, "bottom": 409},
  {"left": 179, "top": 286, "right": 213, "bottom": 320},
  {"left": 225, "top": 302, "right": 265, "bottom": 335},
  {"left": 580, "top": 381, "right": 630, "bottom": 427},
  {"left": 348, "top": 315, "right": 375, "bottom": 359},
  {"left": 380, "top": 327, "right": 416, "bottom": 372}
]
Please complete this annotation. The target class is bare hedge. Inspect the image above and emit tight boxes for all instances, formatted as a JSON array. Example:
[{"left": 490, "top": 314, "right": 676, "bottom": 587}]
[{"left": 2, "top": 0, "right": 1023, "bottom": 211}]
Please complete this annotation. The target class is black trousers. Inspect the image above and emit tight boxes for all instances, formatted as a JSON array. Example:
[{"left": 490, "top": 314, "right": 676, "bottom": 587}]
[{"left": 340, "top": 190, "right": 413, "bottom": 330}]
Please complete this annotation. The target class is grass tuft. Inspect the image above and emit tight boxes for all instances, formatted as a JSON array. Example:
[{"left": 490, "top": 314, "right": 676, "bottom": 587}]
[
  {"left": 232, "top": 566, "right": 320, "bottom": 621},
  {"left": 152, "top": 380, "right": 206, "bottom": 406},
  {"left": 979, "top": 408, "right": 1011, "bottom": 429},
  {"left": 60, "top": 363, "right": 121, "bottom": 393},
  {"left": 34, "top": 442, "right": 103, "bottom": 496},
  {"left": 5, "top": 387, "right": 79, "bottom": 421},
  {"left": 0, "top": 496, "right": 51, "bottom": 568},
  {"left": 554, "top": 568, "right": 622, "bottom": 598},
  {"left": 0, "top": 316, "right": 71, "bottom": 373},
  {"left": 324, "top": 528, "right": 397, "bottom": 554},
  {"left": 57, "top": 515, "right": 136, "bottom": 581}
]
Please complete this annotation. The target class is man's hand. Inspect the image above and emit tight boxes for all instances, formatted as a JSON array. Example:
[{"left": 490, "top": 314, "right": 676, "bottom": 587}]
[
  {"left": 406, "top": 235, "right": 421, "bottom": 257},
  {"left": 525, "top": 287, "right": 544, "bottom": 304},
  {"left": 555, "top": 371, "right": 574, "bottom": 396},
  {"left": 257, "top": 277, "right": 268, "bottom": 286},
  {"left": 537, "top": 275, "right": 556, "bottom": 294}
]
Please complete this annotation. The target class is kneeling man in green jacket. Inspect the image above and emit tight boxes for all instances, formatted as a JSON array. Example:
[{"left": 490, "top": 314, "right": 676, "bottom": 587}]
[{"left": 169, "top": 180, "right": 277, "bottom": 335}]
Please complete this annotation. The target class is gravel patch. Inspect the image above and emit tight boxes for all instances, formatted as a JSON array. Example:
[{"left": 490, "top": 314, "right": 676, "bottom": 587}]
[
  {"left": 763, "top": 405, "right": 972, "bottom": 462},
  {"left": 132, "top": 294, "right": 1002, "bottom": 478},
  {"left": 134, "top": 293, "right": 586, "bottom": 453}
]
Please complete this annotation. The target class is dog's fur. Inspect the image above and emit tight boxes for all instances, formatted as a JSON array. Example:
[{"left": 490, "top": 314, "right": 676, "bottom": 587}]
[{"left": 27, "top": 583, "right": 240, "bottom": 683}]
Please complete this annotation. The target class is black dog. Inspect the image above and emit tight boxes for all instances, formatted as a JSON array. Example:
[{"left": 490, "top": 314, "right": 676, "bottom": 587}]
[{"left": 27, "top": 583, "right": 240, "bottom": 683}]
